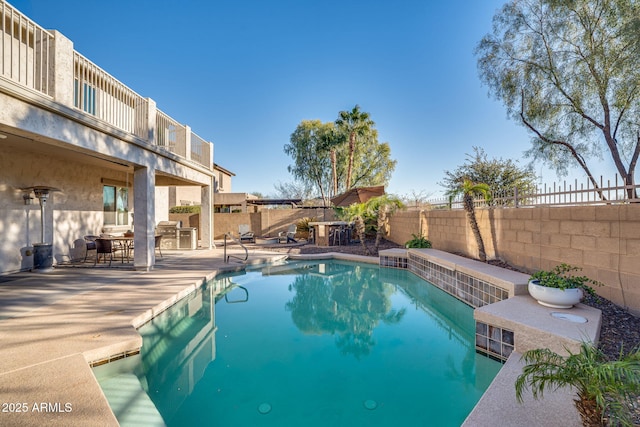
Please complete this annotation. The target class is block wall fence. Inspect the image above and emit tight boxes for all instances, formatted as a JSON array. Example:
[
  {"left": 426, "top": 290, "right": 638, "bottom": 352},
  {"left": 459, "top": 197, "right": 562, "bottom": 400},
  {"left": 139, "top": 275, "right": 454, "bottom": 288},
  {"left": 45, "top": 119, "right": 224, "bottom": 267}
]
[
  {"left": 387, "top": 205, "right": 640, "bottom": 314},
  {"left": 211, "top": 208, "right": 336, "bottom": 241}
]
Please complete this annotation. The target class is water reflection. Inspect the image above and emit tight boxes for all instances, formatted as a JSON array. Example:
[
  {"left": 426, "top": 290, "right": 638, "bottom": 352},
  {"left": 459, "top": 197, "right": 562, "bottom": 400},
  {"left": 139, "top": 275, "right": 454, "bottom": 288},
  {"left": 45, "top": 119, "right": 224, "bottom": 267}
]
[
  {"left": 284, "top": 262, "right": 406, "bottom": 359},
  {"left": 137, "top": 277, "right": 236, "bottom": 421}
]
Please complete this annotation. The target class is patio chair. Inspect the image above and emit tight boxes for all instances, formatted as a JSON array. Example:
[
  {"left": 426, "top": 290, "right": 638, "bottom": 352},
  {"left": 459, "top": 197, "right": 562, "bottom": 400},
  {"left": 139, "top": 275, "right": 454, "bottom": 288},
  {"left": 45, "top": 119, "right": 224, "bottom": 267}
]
[
  {"left": 278, "top": 224, "right": 297, "bottom": 243},
  {"left": 83, "top": 235, "right": 99, "bottom": 262},
  {"left": 239, "top": 224, "right": 255, "bottom": 243},
  {"left": 94, "top": 238, "right": 116, "bottom": 266},
  {"left": 155, "top": 235, "right": 163, "bottom": 258}
]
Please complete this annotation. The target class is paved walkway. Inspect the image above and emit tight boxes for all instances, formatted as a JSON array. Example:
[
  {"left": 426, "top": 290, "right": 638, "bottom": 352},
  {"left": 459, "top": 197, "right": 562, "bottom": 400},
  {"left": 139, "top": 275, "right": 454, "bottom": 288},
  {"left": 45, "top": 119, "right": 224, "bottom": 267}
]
[{"left": 0, "top": 247, "right": 286, "bottom": 427}]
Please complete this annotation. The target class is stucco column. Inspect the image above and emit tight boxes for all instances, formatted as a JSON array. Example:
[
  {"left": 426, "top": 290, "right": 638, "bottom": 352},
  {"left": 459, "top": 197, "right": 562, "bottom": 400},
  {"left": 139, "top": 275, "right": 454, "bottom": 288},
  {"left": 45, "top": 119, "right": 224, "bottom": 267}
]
[
  {"left": 50, "top": 30, "right": 74, "bottom": 107},
  {"left": 133, "top": 166, "right": 155, "bottom": 270},
  {"left": 201, "top": 181, "right": 213, "bottom": 249}
]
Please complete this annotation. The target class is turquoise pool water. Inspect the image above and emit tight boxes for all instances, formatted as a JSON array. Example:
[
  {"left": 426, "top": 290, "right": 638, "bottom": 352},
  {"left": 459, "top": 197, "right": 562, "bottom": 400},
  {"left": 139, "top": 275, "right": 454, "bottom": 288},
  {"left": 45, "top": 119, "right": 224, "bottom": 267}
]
[{"left": 97, "top": 260, "right": 502, "bottom": 426}]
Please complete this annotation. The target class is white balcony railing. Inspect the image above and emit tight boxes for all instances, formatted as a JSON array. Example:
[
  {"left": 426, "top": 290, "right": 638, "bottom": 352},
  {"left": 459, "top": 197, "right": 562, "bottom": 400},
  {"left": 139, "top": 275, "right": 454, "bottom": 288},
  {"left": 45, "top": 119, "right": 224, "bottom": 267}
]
[
  {"left": 191, "top": 131, "right": 209, "bottom": 166},
  {"left": 73, "top": 52, "right": 148, "bottom": 139},
  {"left": 1, "top": 0, "right": 212, "bottom": 170},
  {"left": 0, "top": 1, "right": 53, "bottom": 96}
]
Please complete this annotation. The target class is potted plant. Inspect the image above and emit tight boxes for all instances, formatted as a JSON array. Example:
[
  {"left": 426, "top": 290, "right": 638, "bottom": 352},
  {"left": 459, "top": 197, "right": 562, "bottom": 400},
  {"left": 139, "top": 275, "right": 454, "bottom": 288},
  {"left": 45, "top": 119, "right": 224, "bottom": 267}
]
[
  {"left": 528, "top": 263, "right": 602, "bottom": 309},
  {"left": 515, "top": 342, "right": 640, "bottom": 427}
]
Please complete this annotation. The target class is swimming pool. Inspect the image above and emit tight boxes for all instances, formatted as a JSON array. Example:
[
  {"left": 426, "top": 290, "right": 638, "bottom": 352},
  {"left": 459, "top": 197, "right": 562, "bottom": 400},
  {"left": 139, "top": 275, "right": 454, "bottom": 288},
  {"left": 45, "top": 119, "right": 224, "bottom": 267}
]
[{"left": 97, "top": 260, "right": 502, "bottom": 426}]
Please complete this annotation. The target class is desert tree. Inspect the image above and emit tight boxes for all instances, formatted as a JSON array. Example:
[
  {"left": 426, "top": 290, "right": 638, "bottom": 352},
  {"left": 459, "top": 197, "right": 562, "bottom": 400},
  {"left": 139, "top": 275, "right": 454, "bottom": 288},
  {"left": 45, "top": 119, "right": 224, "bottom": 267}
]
[{"left": 476, "top": 0, "right": 640, "bottom": 199}]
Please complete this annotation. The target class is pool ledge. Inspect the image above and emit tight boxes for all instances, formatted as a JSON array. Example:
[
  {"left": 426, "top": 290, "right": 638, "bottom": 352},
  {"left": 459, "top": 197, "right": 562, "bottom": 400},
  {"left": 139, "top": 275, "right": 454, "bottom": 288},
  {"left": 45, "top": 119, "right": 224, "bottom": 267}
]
[
  {"left": 465, "top": 296, "right": 600, "bottom": 426},
  {"left": 462, "top": 351, "right": 583, "bottom": 426}
]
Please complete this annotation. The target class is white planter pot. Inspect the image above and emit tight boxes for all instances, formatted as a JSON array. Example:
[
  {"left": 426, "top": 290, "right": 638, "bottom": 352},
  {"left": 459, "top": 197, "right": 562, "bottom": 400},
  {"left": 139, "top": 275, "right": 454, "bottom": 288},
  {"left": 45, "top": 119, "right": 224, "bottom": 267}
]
[{"left": 528, "top": 280, "right": 584, "bottom": 309}]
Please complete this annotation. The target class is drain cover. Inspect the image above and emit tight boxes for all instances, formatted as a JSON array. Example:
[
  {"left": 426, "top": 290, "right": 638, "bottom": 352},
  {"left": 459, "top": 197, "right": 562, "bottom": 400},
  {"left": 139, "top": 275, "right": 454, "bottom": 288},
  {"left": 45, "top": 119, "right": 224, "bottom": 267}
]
[
  {"left": 363, "top": 400, "right": 378, "bottom": 410},
  {"left": 258, "top": 403, "right": 272, "bottom": 414}
]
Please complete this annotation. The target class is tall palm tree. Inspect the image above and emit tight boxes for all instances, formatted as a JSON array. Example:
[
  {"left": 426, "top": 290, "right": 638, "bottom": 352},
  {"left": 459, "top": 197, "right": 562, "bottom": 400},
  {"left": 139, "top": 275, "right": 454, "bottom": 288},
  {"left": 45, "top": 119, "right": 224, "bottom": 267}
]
[
  {"left": 446, "top": 179, "right": 490, "bottom": 261},
  {"left": 335, "top": 105, "right": 374, "bottom": 190},
  {"left": 516, "top": 343, "right": 640, "bottom": 427}
]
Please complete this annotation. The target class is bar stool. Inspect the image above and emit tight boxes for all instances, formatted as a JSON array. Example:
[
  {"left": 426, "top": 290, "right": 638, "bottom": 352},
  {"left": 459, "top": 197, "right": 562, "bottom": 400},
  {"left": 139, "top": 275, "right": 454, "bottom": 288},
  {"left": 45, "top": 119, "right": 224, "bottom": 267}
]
[{"left": 331, "top": 226, "right": 343, "bottom": 246}]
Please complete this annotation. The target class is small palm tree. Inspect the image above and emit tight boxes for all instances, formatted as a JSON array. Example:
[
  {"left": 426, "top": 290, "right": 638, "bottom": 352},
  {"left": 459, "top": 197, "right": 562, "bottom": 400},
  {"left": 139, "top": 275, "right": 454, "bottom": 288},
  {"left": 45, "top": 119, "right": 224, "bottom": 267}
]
[
  {"left": 515, "top": 343, "right": 640, "bottom": 427},
  {"left": 365, "top": 195, "right": 405, "bottom": 251},
  {"left": 338, "top": 202, "right": 370, "bottom": 255},
  {"left": 446, "top": 179, "right": 490, "bottom": 261}
]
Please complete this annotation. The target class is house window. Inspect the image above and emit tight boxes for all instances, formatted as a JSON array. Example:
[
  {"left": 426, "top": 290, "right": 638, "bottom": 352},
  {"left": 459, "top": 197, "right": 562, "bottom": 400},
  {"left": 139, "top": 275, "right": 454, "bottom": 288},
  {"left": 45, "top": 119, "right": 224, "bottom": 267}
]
[
  {"left": 218, "top": 172, "right": 224, "bottom": 190},
  {"left": 103, "top": 185, "right": 129, "bottom": 226}
]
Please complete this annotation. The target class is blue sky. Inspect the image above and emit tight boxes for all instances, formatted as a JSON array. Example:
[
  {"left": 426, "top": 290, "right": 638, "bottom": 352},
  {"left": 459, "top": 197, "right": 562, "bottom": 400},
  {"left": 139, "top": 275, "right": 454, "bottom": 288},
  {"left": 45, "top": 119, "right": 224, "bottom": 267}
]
[{"left": 12, "top": 0, "right": 579, "bottom": 198}]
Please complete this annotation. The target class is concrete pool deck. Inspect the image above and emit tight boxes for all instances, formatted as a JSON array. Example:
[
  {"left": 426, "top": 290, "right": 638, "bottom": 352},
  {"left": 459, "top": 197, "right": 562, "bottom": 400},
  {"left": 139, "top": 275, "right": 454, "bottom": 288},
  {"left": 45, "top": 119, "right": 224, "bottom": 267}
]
[{"left": 0, "top": 247, "right": 588, "bottom": 426}]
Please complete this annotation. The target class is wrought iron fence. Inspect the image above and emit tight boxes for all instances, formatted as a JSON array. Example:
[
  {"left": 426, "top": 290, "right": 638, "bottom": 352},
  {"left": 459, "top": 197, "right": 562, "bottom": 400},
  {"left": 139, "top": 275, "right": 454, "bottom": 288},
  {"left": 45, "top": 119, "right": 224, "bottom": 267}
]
[{"left": 424, "top": 175, "right": 640, "bottom": 210}]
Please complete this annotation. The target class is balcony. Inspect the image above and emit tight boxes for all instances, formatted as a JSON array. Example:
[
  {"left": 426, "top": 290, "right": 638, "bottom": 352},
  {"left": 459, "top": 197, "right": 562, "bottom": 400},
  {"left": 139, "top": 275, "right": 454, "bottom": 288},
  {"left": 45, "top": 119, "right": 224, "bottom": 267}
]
[{"left": 0, "top": 0, "right": 212, "bottom": 170}]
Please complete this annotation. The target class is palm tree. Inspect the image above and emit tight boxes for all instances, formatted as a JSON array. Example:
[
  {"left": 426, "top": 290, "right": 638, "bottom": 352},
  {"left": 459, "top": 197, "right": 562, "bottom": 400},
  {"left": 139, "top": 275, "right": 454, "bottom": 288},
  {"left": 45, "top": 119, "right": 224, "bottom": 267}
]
[
  {"left": 446, "top": 179, "right": 490, "bottom": 261},
  {"left": 338, "top": 202, "right": 370, "bottom": 255},
  {"left": 365, "top": 195, "right": 405, "bottom": 251},
  {"left": 516, "top": 343, "right": 640, "bottom": 427},
  {"left": 335, "top": 105, "right": 375, "bottom": 190}
]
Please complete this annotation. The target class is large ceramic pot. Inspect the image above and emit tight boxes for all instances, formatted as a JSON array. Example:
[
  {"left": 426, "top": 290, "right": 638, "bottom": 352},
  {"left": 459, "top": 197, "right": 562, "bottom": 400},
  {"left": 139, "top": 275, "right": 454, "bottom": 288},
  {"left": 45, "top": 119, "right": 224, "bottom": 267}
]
[{"left": 528, "top": 280, "right": 584, "bottom": 309}]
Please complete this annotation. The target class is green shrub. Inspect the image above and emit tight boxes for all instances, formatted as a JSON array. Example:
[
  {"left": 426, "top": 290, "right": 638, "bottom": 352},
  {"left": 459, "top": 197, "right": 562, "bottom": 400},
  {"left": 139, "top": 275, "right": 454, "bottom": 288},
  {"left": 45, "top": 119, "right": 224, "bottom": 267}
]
[
  {"left": 405, "top": 233, "right": 432, "bottom": 248},
  {"left": 296, "top": 217, "right": 317, "bottom": 232},
  {"left": 169, "top": 205, "right": 201, "bottom": 214}
]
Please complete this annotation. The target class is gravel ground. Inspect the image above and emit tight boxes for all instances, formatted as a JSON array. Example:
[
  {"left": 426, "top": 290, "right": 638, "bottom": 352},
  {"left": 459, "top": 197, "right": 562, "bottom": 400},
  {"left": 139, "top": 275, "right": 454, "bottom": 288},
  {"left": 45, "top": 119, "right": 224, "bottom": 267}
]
[{"left": 268, "top": 238, "right": 640, "bottom": 423}]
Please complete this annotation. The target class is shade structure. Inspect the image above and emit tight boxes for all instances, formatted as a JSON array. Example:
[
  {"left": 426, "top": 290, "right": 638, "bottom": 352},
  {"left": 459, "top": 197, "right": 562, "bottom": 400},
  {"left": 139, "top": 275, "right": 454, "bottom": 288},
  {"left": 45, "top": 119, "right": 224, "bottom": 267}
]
[{"left": 330, "top": 186, "right": 385, "bottom": 207}]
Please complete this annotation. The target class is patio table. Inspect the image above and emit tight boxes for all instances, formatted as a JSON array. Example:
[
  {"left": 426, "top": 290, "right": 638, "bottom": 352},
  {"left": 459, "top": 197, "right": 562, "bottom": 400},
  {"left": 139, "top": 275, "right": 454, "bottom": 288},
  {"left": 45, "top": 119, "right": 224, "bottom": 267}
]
[{"left": 103, "top": 236, "right": 134, "bottom": 263}]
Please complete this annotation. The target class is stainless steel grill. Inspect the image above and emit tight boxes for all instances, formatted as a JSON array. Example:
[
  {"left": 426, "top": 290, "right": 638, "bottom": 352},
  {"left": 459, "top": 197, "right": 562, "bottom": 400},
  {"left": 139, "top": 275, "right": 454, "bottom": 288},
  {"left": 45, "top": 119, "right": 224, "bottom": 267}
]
[{"left": 156, "top": 221, "right": 181, "bottom": 249}]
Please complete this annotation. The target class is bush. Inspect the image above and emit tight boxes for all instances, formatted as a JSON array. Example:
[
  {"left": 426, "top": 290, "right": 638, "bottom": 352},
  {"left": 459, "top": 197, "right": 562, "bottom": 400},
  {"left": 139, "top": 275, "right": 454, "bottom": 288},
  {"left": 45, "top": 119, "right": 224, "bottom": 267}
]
[
  {"left": 296, "top": 217, "right": 317, "bottom": 232},
  {"left": 405, "top": 233, "right": 432, "bottom": 248},
  {"left": 169, "top": 205, "right": 201, "bottom": 214}
]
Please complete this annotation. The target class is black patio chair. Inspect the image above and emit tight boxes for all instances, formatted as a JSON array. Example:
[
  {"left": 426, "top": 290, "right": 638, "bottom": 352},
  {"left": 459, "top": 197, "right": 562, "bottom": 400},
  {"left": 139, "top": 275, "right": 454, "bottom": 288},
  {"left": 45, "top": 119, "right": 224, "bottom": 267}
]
[{"left": 94, "top": 238, "right": 116, "bottom": 266}]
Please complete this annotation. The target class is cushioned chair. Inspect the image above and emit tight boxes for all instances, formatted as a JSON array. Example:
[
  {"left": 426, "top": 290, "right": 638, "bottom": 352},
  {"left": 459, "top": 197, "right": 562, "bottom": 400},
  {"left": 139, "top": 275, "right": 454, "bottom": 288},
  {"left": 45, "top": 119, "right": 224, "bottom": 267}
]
[
  {"left": 83, "top": 235, "right": 99, "bottom": 262},
  {"left": 239, "top": 224, "right": 255, "bottom": 243}
]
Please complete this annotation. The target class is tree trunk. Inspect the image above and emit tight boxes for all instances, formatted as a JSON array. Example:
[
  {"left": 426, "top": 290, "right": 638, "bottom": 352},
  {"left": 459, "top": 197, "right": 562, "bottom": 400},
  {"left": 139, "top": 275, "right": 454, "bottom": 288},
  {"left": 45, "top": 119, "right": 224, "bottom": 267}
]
[
  {"left": 330, "top": 149, "right": 337, "bottom": 196},
  {"left": 346, "top": 131, "right": 355, "bottom": 190},
  {"left": 354, "top": 216, "right": 369, "bottom": 255},
  {"left": 464, "top": 194, "right": 486, "bottom": 262},
  {"left": 375, "top": 207, "right": 387, "bottom": 250},
  {"left": 574, "top": 395, "right": 604, "bottom": 427}
]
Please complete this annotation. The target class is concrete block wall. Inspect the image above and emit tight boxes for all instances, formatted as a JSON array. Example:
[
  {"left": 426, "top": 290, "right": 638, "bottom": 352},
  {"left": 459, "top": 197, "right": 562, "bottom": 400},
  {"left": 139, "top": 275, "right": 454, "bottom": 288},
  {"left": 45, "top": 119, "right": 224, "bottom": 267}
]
[
  {"left": 213, "top": 208, "right": 336, "bottom": 240},
  {"left": 385, "top": 210, "right": 425, "bottom": 247},
  {"left": 387, "top": 205, "right": 640, "bottom": 314}
]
